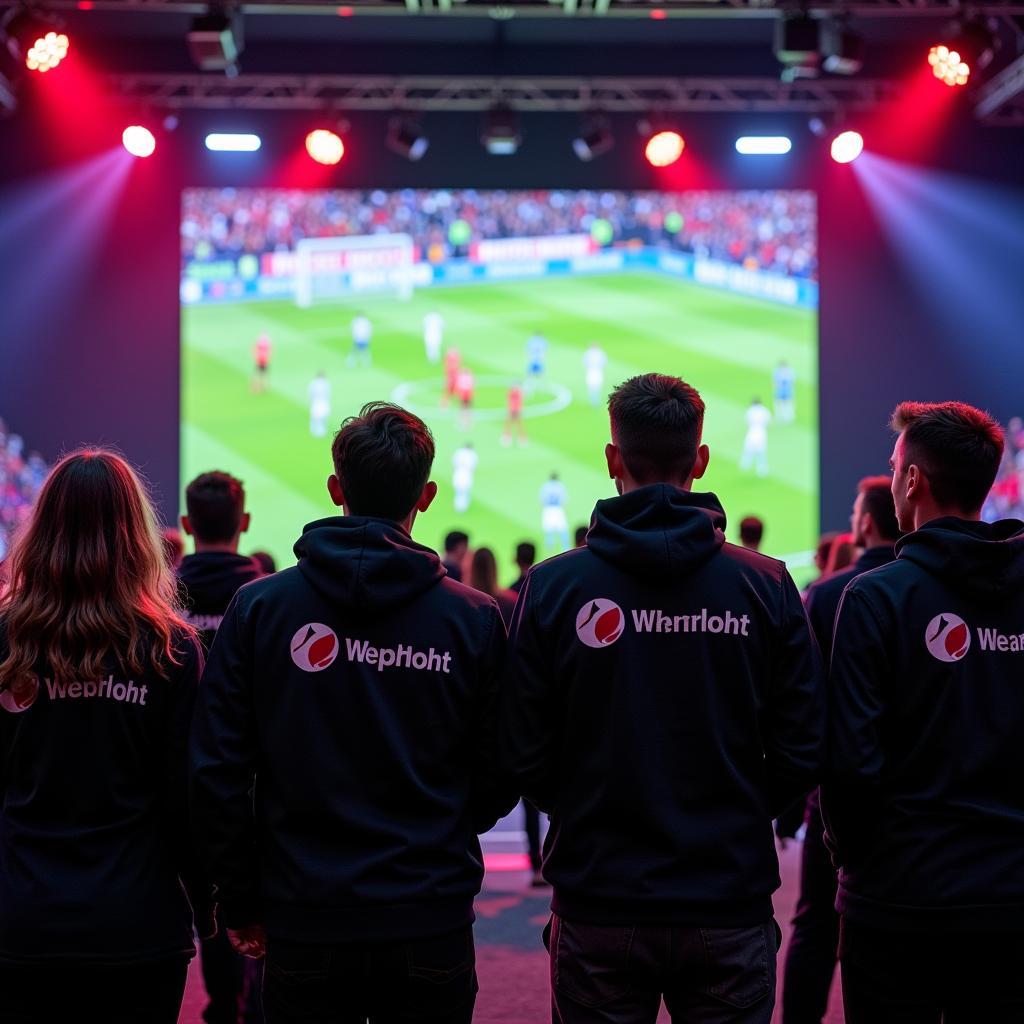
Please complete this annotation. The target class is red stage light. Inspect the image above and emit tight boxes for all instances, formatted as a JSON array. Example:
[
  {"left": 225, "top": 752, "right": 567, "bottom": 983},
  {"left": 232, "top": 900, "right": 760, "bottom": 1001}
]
[
  {"left": 122, "top": 125, "right": 156, "bottom": 158},
  {"left": 650, "top": 8, "right": 667, "bottom": 19},
  {"left": 336, "top": 5, "right": 354, "bottom": 14},
  {"left": 77, "top": 1, "right": 94, "bottom": 9},
  {"left": 928, "top": 45, "right": 970, "bottom": 87},
  {"left": 25, "top": 31, "right": 69, "bottom": 73},
  {"left": 830, "top": 130, "right": 864, "bottom": 164},
  {"left": 645, "top": 130, "right": 685, "bottom": 167},
  {"left": 306, "top": 129, "right": 345, "bottom": 165}
]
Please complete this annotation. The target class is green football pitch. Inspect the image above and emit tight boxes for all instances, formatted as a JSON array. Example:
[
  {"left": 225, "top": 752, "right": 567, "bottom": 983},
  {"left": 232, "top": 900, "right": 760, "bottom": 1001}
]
[{"left": 182, "top": 272, "right": 818, "bottom": 586}]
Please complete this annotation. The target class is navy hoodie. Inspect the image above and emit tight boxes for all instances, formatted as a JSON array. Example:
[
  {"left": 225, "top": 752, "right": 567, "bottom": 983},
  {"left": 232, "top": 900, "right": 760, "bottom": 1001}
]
[
  {"left": 0, "top": 627, "right": 207, "bottom": 965},
  {"left": 189, "top": 516, "right": 514, "bottom": 942},
  {"left": 177, "top": 551, "right": 264, "bottom": 651},
  {"left": 499, "top": 486, "right": 824, "bottom": 926},
  {"left": 823, "top": 517, "right": 1024, "bottom": 931}
]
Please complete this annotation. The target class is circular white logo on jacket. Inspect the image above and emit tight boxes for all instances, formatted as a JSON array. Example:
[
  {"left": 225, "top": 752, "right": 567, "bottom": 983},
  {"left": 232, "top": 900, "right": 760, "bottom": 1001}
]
[
  {"left": 925, "top": 613, "right": 971, "bottom": 663},
  {"left": 0, "top": 677, "right": 39, "bottom": 714},
  {"left": 290, "top": 623, "right": 340, "bottom": 672},
  {"left": 576, "top": 599, "right": 625, "bottom": 649}
]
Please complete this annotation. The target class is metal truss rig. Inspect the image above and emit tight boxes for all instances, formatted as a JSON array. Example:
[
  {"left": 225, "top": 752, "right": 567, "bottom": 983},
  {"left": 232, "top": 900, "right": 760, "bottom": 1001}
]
[
  {"left": 113, "top": 72, "right": 905, "bottom": 113},
  {"left": 38, "top": 0, "right": 1024, "bottom": 17}
]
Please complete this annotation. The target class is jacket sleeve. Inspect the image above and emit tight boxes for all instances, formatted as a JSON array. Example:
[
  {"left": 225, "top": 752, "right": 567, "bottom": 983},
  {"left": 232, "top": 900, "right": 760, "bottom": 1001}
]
[
  {"left": 166, "top": 634, "right": 215, "bottom": 939},
  {"left": 762, "top": 570, "right": 825, "bottom": 818},
  {"left": 468, "top": 604, "right": 519, "bottom": 833},
  {"left": 498, "top": 576, "right": 560, "bottom": 814},
  {"left": 819, "top": 584, "right": 888, "bottom": 868},
  {"left": 189, "top": 593, "right": 261, "bottom": 930}
]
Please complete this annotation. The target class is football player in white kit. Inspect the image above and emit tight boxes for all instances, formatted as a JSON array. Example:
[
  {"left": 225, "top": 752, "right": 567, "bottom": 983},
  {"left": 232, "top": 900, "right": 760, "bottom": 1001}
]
[
  {"left": 349, "top": 313, "right": 372, "bottom": 367},
  {"left": 452, "top": 442, "right": 478, "bottom": 514},
  {"left": 423, "top": 311, "right": 444, "bottom": 364},
  {"left": 741, "top": 397, "right": 772, "bottom": 476},
  {"left": 308, "top": 371, "right": 332, "bottom": 437},
  {"left": 539, "top": 472, "right": 570, "bottom": 551},
  {"left": 583, "top": 344, "right": 608, "bottom": 406}
]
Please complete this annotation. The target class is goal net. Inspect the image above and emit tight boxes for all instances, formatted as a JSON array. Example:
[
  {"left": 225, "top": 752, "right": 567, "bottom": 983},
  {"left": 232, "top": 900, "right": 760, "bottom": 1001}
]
[{"left": 294, "top": 233, "right": 417, "bottom": 308}]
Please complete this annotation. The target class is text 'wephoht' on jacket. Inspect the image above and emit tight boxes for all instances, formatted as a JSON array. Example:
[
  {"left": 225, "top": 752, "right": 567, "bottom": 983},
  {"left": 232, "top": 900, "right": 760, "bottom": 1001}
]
[
  {"left": 499, "top": 485, "right": 824, "bottom": 927},
  {"left": 823, "top": 516, "right": 1024, "bottom": 931},
  {"left": 189, "top": 516, "right": 514, "bottom": 944},
  {"left": 0, "top": 627, "right": 207, "bottom": 966}
]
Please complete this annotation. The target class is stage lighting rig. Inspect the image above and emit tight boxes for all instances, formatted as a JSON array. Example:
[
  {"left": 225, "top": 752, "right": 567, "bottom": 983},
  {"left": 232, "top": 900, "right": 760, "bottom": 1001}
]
[
  {"left": 572, "top": 117, "right": 614, "bottom": 162},
  {"left": 830, "top": 129, "right": 864, "bottom": 164},
  {"left": 480, "top": 104, "right": 520, "bottom": 156},
  {"left": 188, "top": 9, "right": 243, "bottom": 75},
  {"left": 306, "top": 128, "right": 344, "bottom": 165},
  {"left": 774, "top": 14, "right": 820, "bottom": 80},
  {"left": 821, "top": 21, "right": 864, "bottom": 76},
  {"left": 928, "top": 18, "right": 998, "bottom": 88},
  {"left": 3, "top": 7, "right": 69, "bottom": 73},
  {"left": 386, "top": 117, "right": 429, "bottom": 161},
  {"left": 644, "top": 129, "right": 685, "bottom": 168}
]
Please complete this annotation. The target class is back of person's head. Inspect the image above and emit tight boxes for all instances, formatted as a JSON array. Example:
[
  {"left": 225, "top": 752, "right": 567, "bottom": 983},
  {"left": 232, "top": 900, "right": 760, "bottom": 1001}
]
[
  {"left": 162, "top": 527, "right": 185, "bottom": 569},
  {"left": 607, "top": 374, "right": 706, "bottom": 485},
  {"left": 469, "top": 547, "right": 499, "bottom": 597},
  {"left": 332, "top": 402, "right": 435, "bottom": 521},
  {"left": 891, "top": 401, "right": 1004, "bottom": 516},
  {"left": 444, "top": 530, "right": 469, "bottom": 557},
  {"left": 739, "top": 516, "right": 764, "bottom": 549},
  {"left": 515, "top": 541, "right": 536, "bottom": 570},
  {"left": 855, "top": 475, "right": 900, "bottom": 544},
  {"left": 251, "top": 550, "right": 276, "bottom": 575},
  {"left": 814, "top": 531, "right": 839, "bottom": 573},
  {"left": 574, "top": 525, "right": 588, "bottom": 548},
  {"left": 0, "top": 449, "right": 189, "bottom": 696},
  {"left": 185, "top": 471, "right": 246, "bottom": 544},
  {"left": 824, "top": 532, "right": 857, "bottom": 577}
]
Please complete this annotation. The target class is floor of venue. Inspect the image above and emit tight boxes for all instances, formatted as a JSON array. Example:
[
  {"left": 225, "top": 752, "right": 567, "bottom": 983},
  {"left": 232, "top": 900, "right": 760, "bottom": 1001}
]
[{"left": 178, "top": 809, "right": 844, "bottom": 1024}]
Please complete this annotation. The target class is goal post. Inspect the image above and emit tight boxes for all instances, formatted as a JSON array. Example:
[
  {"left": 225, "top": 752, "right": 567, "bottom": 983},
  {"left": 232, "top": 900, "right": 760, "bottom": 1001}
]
[{"left": 294, "top": 233, "right": 417, "bottom": 308}]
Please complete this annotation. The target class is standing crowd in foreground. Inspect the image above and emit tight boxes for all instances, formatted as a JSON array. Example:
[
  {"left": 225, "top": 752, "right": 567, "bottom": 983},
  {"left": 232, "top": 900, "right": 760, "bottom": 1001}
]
[{"left": 1, "top": 374, "right": 1022, "bottom": 1024}]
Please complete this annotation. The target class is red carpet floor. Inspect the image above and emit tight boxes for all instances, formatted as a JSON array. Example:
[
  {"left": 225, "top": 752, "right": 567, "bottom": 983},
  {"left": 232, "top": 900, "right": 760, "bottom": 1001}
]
[{"left": 178, "top": 830, "right": 843, "bottom": 1023}]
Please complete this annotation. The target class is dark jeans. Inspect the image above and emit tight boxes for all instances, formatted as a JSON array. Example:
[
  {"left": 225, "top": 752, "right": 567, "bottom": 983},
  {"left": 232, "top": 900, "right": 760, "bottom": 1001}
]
[
  {"left": 262, "top": 926, "right": 478, "bottom": 1024},
  {"left": 781, "top": 796, "right": 839, "bottom": 1023},
  {"left": 0, "top": 958, "right": 188, "bottom": 1023},
  {"left": 840, "top": 918, "right": 1024, "bottom": 1023},
  {"left": 547, "top": 913, "right": 778, "bottom": 1024}
]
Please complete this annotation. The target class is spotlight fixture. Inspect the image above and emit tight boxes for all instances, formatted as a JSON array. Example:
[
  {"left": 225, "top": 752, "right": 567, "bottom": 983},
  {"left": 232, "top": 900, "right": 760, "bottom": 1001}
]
[
  {"left": 187, "top": 10, "right": 243, "bottom": 74},
  {"left": 205, "top": 132, "right": 261, "bottom": 152},
  {"left": 306, "top": 128, "right": 344, "bottom": 165},
  {"left": 645, "top": 130, "right": 685, "bottom": 168},
  {"left": 928, "top": 18, "right": 998, "bottom": 88},
  {"left": 735, "top": 136, "right": 792, "bottom": 156},
  {"left": 830, "top": 129, "right": 864, "bottom": 164},
  {"left": 774, "top": 14, "right": 820, "bottom": 79},
  {"left": 3, "top": 8, "right": 70, "bottom": 73},
  {"left": 481, "top": 104, "right": 520, "bottom": 156},
  {"left": 122, "top": 125, "right": 156, "bottom": 158},
  {"left": 386, "top": 117, "right": 429, "bottom": 161},
  {"left": 821, "top": 21, "right": 864, "bottom": 76},
  {"left": 572, "top": 117, "right": 614, "bottom": 162}
]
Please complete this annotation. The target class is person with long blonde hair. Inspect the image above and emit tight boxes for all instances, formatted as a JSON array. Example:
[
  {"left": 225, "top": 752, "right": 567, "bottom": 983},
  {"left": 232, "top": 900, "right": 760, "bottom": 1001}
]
[{"left": 0, "top": 449, "right": 209, "bottom": 1023}]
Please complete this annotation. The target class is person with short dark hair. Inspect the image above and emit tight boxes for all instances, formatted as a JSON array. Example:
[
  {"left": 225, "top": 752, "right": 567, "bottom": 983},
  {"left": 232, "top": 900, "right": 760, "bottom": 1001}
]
[
  {"left": 0, "top": 450, "right": 209, "bottom": 1023},
  {"left": 574, "top": 524, "right": 588, "bottom": 548},
  {"left": 823, "top": 401, "right": 1024, "bottom": 1023},
  {"left": 443, "top": 530, "right": 469, "bottom": 583},
  {"left": 501, "top": 373, "right": 823, "bottom": 1024},
  {"left": 251, "top": 551, "right": 277, "bottom": 576},
  {"left": 179, "top": 472, "right": 263, "bottom": 653},
  {"left": 782, "top": 475, "right": 899, "bottom": 1024},
  {"left": 739, "top": 515, "right": 764, "bottom": 552},
  {"left": 191, "top": 401, "right": 513, "bottom": 1024},
  {"left": 179, "top": 471, "right": 264, "bottom": 1024},
  {"left": 162, "top": 526, "right": 185, "bottom": 570},
  {"left": 510, "top": 541, "right": 536, "bottom": 595}
]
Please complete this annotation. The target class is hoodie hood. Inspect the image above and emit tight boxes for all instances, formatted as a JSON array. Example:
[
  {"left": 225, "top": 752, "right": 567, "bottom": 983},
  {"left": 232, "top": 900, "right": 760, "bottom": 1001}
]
[
  {"left": 178, "top": 551, "right": 264, "bottom": 611},
  {"left": 586, "top": 485, "right": 727, "bottom": 581},
  {"left": 294, "top": 516, "right": 445, "bottom": 614},
  {"left": 896, "top": 517, "right": 1024, "bottom": 601}
]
